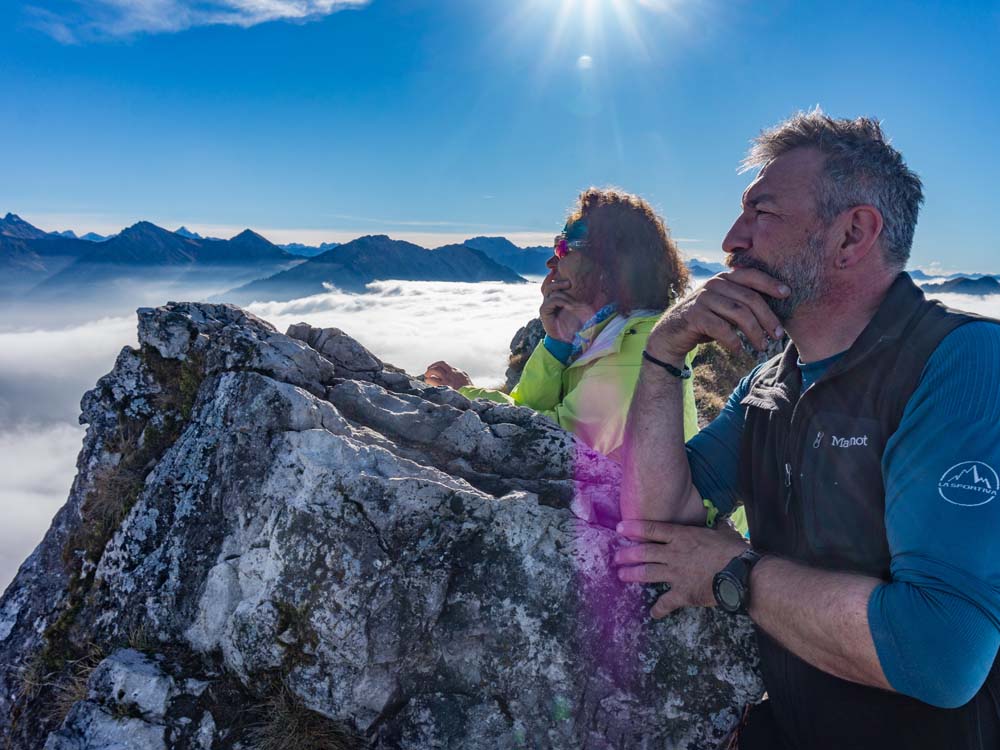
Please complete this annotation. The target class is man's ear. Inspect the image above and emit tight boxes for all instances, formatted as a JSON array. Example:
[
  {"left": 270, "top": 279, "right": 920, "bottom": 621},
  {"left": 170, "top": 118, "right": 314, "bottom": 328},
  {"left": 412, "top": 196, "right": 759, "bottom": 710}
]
[{"left": 836, "top": 205, "right": 883, "bottom": 269}]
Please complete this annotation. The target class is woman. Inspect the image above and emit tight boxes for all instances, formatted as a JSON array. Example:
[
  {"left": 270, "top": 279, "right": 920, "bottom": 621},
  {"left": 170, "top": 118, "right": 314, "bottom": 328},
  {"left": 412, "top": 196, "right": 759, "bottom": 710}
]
[{"left": 425, "top": 187, "right": 699, "bottom": 460}]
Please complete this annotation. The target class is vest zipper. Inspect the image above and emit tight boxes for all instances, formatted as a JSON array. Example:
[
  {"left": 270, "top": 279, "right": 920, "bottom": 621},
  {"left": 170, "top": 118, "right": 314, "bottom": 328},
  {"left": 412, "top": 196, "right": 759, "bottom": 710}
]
[{"left": 784, "top": 462, "right": 793, "bottom": 512}]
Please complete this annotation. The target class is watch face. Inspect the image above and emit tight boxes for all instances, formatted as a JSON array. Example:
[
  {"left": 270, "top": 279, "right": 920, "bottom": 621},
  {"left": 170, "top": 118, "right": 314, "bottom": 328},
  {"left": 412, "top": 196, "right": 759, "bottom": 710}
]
[{"left": 718, "top": 578, "right": 742, "bottom": 610}]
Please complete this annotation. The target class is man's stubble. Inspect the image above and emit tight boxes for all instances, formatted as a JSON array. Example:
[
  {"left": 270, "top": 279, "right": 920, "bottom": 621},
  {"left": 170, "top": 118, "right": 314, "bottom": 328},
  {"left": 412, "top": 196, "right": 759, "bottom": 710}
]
[{"left": 726, "top": 230, "right": 830, "bottom": 323}]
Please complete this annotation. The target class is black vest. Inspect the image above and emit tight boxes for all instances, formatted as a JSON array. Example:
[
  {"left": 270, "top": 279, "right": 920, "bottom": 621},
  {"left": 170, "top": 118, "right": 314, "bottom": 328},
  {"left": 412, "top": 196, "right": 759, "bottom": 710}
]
[{"left": 739, "top": 273, "right": 1000, "bottom": 750}]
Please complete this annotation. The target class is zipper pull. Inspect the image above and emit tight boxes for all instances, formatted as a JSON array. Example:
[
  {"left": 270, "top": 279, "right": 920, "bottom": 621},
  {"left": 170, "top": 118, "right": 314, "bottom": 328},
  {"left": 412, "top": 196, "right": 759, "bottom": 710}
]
[
  {"left": 813, "top": 431, "right": 824, "bottom": 449},
  {"left": 784, "top": 462, "right": 793, "bottom": 513}
]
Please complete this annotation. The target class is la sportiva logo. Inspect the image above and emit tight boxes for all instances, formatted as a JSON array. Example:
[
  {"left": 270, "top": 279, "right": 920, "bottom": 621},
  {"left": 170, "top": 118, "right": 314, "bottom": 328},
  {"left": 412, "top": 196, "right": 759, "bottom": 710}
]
[{"left": 938, "top": 461, "right": 999, "bottom": 507}]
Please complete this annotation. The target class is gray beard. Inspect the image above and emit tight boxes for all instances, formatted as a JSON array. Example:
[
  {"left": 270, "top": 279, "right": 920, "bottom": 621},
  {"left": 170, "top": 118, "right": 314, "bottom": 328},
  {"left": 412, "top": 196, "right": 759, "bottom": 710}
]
[{"left": 726, "top": 234, "right": 828, "bottom": 323}]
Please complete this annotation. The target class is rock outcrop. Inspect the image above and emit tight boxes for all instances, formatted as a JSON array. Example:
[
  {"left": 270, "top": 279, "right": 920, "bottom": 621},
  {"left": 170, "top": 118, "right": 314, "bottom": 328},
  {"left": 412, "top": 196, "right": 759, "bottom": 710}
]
[
  {"left": 503, "top": 317, "right": 546, "bottom": 392},
  {"left": 0, "top": 302, "right": 762, "bottom": 749}
]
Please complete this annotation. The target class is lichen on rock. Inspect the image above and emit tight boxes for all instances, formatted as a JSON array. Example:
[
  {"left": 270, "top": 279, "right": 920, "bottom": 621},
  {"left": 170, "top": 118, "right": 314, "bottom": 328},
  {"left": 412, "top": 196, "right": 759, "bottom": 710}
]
[{"left": 0, "top": 301, "right": 762, "bottom": 749}]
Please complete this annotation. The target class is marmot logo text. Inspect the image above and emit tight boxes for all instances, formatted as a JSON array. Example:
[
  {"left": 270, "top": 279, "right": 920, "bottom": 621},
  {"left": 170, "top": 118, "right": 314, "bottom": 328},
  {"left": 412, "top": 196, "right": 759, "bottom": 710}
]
[{"left": 831, "top": 435, "right": 869, "bottom": 448}]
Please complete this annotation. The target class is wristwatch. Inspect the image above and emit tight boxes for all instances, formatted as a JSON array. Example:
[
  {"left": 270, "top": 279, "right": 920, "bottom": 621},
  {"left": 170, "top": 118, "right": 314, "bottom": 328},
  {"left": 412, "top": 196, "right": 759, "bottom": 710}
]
[{"left": 713, "top": 549, "right": 763, "bottom": 614}]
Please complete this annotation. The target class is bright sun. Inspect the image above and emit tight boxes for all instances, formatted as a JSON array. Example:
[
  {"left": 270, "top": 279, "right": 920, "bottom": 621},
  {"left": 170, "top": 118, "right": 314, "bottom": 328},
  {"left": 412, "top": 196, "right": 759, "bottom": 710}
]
[{"left": 528, "top": 0, "right": 682, "bottom": 67}]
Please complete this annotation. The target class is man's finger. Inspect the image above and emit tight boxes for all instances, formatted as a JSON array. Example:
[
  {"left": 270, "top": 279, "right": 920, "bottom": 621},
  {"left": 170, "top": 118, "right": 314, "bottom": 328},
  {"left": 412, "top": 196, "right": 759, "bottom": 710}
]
[
  {"left": 650, "top": 591, "right": 681, "bottom": 619},
  {"left": 616, "top": 519, "right": 677, "bottom": 542},
  {"left": 613, "top": 543, "right": 670, "bottom": 566},
  {"left": 703, "top": 277, "right": 784, "bottom": 340},
  {"left": 719, "top": 267, "right": 791, "bottom": 299},
  {"left": 616, "top": 562, "right": 671, "bottom": 584},
  {"left": 699, "top": 290, "right": 769, "bottom": 350}
]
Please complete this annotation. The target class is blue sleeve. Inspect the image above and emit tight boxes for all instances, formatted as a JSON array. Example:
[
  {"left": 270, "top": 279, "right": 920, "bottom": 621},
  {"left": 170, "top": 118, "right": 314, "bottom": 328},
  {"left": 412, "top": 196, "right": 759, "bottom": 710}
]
[
  {"left": 685, "top": 363, "right": 766, "bottom": 515},
  {"left": 543, "top": 335, "right": 573, "bottom": 365},
  {"left": 868, "top": 321, "right": 1000, "bottom": 708}
]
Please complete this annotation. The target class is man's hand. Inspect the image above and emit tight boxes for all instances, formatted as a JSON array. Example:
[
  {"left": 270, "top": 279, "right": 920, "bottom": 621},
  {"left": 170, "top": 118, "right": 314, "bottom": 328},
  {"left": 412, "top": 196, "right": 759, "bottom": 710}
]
[
  {"left": 613, "top": 520, "right": 748, "bottom": 618},
  {"left": 646, "top": 269, "right": 791, "bottom": 362},
  {"left": 539, "top": 274, "right": 592, "bottom": 343},
  {"left": 423, "top": 361, "right": 472, "bottom": 389}
]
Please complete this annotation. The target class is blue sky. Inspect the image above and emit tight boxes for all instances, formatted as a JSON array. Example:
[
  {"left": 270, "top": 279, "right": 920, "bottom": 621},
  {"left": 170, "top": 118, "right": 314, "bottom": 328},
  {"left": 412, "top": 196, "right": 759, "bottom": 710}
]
[{"left": 1, "top": 0, "right": 998, "bottom": 271}]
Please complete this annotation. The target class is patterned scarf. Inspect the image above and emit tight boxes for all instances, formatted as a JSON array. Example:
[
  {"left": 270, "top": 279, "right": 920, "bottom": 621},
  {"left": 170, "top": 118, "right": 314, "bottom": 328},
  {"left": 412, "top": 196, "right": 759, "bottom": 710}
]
[{"left": 570, "top": 303, "right": 618, "bottom": 362}]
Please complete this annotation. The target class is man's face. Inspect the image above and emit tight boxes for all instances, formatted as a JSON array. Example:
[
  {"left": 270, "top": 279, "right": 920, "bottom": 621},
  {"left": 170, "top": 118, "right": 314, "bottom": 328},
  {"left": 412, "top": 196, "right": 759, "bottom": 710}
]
[{"left": 722, "top": 148, "right": 834, "bottom": 322}]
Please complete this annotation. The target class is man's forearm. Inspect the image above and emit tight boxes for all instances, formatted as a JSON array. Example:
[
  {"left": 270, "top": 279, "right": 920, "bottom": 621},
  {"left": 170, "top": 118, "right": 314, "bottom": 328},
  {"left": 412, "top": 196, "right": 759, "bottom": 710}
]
[
  {"left": 620, "top": 359, "right": 704, "bottom": 523},
  {"left": 750, "top": 556, "right": 892, "bottom": 690}
]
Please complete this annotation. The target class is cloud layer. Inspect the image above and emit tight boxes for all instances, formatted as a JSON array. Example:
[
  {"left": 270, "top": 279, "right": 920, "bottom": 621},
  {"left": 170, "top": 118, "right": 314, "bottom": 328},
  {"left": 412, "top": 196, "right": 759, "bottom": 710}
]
[
  {"left": 247, "top": 278, "right": 545, "bottom": 386},
  {"left": 0, "top": 279, "right": 543, "bottom": 591},
  {"left": 29, "top": 0, "right": 369, "bottom": 43},
  {"left": 1, "top": 282, "right": 997, "bottom": 593}
]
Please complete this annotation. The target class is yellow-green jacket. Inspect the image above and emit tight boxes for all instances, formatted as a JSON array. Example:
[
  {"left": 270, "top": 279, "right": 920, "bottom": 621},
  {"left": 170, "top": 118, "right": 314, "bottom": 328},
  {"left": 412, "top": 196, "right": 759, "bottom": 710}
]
[{"left": 460, "top": 312, "right": 699, "bottom": 459}]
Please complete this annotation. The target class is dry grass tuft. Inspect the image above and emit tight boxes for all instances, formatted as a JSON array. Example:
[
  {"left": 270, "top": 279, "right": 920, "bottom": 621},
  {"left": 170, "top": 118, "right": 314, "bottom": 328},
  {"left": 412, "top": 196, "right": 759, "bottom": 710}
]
[
  {"left": 247, "top": 685, "right": 363, "bottom": 750},
  {"left": 45, "top": 644, "right": 105, "bottom": 725},
  {"left": 18, "top": 651, "right": 53, "bottom": 703},
  {"left": 126, "top": 623, "right": 154, "bottom": 653},
  {"left": 692, "top": 342, "right": 760, "bottom": 426}
]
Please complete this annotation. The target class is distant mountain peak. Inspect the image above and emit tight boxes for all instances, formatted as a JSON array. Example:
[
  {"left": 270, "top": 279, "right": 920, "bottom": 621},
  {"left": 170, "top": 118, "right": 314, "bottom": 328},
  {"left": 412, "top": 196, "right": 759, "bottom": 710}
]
[
  {"left": 119, "top": 220, "right": 176, "bottom": 239},
  {"left": 1, "top": 212, "right": 51, "bottom": 240},
  {"left": 231, "top": 228, "right": 269, "bottom": 242},
  {"left": 175, "top": 226, "right": 204, "bottom": 240}
]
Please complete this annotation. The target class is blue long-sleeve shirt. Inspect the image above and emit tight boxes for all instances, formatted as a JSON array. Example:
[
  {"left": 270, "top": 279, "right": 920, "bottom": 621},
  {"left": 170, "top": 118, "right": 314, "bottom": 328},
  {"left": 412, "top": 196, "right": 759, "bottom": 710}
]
[{"left": 686, "top": 321, "right": 1000, "bottom": 708}]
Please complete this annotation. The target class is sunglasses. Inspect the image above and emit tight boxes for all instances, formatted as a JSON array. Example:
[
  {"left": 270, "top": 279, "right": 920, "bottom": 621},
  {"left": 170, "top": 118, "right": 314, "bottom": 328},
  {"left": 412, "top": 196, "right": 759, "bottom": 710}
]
[{"left": 553, "top": 234, "right": 586, "bottom": 259}]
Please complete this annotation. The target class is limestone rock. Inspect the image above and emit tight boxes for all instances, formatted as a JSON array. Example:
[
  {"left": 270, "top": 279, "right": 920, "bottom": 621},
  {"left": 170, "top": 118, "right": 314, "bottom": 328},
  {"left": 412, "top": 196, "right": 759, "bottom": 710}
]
[
  {"left": 0, "top": 302, "right": 762, "bottom": 749},
  {"left": 504, "top": 317, "right": 545, "bottom": 391}
]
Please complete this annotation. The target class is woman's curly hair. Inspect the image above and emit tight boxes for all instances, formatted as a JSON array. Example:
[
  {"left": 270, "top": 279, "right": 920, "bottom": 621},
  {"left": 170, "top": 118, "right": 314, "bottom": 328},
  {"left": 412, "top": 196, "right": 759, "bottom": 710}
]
[{"left": 565, "top": 187, "right": 689, "bottom": 314}]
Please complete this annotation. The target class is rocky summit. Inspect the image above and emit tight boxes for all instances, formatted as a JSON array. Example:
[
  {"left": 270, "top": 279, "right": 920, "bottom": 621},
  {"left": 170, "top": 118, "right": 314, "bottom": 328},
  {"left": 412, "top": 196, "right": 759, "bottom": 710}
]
[{"left": 0, "top": 302, "right": 762, "bottom": 749}]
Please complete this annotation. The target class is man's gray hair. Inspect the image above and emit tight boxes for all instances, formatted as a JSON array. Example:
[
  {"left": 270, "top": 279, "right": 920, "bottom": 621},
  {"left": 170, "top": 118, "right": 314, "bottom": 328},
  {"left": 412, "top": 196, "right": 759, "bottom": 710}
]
[{"left": 741, "top": 108, "right": 924, "bottom": 269}]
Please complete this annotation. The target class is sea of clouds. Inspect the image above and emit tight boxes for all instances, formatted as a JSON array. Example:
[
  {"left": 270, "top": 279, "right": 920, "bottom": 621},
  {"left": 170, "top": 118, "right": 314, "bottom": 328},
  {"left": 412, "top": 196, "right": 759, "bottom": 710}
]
[
  {"left": 0, "top": 279, "right": 544, "bottom": 591},
  {"left": 0, "top": 281, "right": 997, "bottom": 593}
]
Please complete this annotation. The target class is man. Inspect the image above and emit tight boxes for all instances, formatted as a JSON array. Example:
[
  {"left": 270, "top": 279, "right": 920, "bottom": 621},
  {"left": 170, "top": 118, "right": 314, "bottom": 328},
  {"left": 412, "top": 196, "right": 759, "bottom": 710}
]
[
  {"left": 424, "top": 187, "right": 700, "bottom": 460},
  {"left": 615, "top": 110, "right": 1000, "bottom": 749}
]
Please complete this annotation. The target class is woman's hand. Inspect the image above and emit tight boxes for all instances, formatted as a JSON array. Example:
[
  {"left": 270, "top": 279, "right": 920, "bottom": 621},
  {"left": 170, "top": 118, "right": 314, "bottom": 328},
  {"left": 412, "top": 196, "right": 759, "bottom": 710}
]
[
  {"left": 424, "top": 361, "right": 472, "bottom": 389},
  {"left": 540, "top": 276, "right": 590, "bottom": 342}
]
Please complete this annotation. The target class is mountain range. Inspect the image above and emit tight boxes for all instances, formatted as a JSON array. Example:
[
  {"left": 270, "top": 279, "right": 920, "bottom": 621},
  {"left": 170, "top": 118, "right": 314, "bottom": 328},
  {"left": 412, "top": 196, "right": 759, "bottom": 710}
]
[
  {"left": 462, "top": 236, "right": 551, "bottom": 275},
  {"left": 279, "top": 241, "right": 342, "bottom": 257},
  {"left": 219, "top": 234, "right": 527, "bottom": 304},
  {"left": 2, "top": 218, "right": 302, "bottom": 304},
  {"left": 921, "top": 275, "right": 1000, "bottom": 295},
  {"left": 0, "top": 215, "right": 536, "bottom": 317},
  {"left": 5, "top": 212, "right": 999, "bottom": 312}
]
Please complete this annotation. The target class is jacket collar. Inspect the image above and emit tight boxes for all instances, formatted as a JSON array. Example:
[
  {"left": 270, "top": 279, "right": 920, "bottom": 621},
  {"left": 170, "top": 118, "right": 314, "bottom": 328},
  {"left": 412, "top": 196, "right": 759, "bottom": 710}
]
[{"left": 569, "top": 309, "right": 661, "bottom": 369}]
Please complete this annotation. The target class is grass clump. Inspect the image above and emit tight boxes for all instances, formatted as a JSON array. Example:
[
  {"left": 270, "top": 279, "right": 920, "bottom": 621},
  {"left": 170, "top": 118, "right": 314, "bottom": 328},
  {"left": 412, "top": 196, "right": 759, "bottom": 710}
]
[
  {"left": 247, "top": 684, "right": 363, "bottom": 750},
  {"left": 692, "top": 342, "right": 758, "bottom": 426},
  {"left": 47, "top": 645, "right": 105, "bottom": 724}
]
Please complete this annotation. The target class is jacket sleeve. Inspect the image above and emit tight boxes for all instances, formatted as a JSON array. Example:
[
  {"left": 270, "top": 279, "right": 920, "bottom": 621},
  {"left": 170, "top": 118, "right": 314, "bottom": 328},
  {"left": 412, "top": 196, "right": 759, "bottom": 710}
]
[
  {"left": 456, "top": 340, "right": 563, "bottom": 407},
  {"left": 868, "top": 322, "right": 1000, "bottom": 708},
  {"left": 459, "top": 338, "right": 575, "bottom": 411}
]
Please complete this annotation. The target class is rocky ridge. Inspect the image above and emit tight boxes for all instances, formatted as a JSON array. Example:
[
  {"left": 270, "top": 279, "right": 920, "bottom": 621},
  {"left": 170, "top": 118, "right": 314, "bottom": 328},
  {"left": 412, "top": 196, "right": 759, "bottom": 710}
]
[{"left": 0, "top": 302, "right": 762, "bottom": 749}]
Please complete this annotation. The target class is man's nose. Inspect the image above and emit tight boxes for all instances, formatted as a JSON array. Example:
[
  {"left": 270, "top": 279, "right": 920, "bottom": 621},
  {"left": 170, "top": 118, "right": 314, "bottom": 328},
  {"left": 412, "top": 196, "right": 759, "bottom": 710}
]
[{"left": 722, "top": 214, "right": 751, "bottom": 255}]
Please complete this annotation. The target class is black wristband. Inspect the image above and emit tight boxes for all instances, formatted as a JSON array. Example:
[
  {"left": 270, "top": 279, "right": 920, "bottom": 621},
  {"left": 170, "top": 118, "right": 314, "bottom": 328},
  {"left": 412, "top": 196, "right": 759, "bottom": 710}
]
[{"left": 642, "top": 350, "right": 692, "bottom": 379}]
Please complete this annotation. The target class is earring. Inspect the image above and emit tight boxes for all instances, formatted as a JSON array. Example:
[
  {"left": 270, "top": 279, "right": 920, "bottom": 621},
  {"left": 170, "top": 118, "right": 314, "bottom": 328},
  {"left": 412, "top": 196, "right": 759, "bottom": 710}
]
[{"left": 838, "top": 259, "right": 848, "bottom": 269}]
